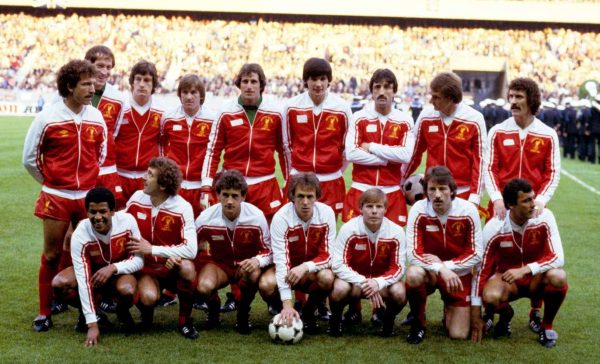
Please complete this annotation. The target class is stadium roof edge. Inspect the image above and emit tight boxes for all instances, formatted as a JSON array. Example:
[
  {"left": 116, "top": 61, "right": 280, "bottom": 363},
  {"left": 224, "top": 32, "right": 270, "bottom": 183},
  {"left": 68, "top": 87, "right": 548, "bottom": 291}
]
[{"left": 5, "top": 0, "right": 600, "bottom": 25}]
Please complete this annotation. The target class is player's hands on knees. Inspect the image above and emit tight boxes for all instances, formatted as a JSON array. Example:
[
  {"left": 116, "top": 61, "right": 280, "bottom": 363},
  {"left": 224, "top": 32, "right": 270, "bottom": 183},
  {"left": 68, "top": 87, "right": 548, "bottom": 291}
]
[
  {"left": 165, "top": 256, "right": 182, "bottom": 270},
  {"left": 285, "top": 264, "right": 308, "bottom": 286},
  {"left": 127, "top": 237, "right": 152, "bottom": 255},
  {"left": 439, "top": 267, "right": 463, "bottom": 292},
  {"left": 421, "top": 253, "right": 442, "bottom": 264},
  {"left": 239, "top": 257, "right": 260, "bottom": 273},
  {"left": 92, "top": 264, "right": 117, "bottom": 287},
  {"left": 369, "top": 292, "right": 385, "bottom": 310},
  {"left": 85, "top": 323, "right": 100, "bottom": 347},
  {"left": 502, "top": 266, "right": 530, "bottom": 284},
  {"left": 493, "top": 200, "right": 506, "bottom": 220},
  {"left": 362, "top": 279, "right": 380, "bottom": 299},
  {"left": 279, "top": 301, "right": 300, "bottom": 327},
  {"left": 470, "top": 306, "right": 484, "bottom": 343}
]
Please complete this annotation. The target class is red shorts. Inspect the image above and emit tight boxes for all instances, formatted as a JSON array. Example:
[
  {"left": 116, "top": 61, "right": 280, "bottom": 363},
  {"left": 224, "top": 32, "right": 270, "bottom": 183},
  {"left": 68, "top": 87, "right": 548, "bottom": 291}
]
[
  {"left": 246, "top": 178, "right": 283, "bottom": 220},
  {"left": 283, "top": 176, "right": 346, "bottom": 215},
  {"left": 34, "top": 191, "right": 87, "bottom": 223},
  {"left": 119, "top": 176, "right": 144, "bottom": 202},
  {"left": 97, "top": 172, "right": 126, "bottom": 210},
  {"left": 431, "top": 273, "right": 473, "bottom": 307},
  {"left": 342, "top": 187, "right": 407, "bottom": 226}
]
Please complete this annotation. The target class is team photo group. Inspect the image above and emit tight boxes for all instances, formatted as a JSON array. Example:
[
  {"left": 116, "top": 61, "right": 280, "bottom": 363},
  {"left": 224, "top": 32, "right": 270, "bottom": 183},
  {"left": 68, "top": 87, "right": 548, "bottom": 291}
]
[{"left": 22, "top": 44, "right": 567, "bottom": 349}]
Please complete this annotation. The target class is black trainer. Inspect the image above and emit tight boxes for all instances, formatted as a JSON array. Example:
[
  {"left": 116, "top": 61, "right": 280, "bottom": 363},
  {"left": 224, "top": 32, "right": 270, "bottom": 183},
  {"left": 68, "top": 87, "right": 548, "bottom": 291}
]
[
  {"left": 315, "top": 300, "right": 331, "bottom": 321},
  {"left": 539, "top": 329, "right": 558, "bottom": 348},
  {"left": 342, "top": 310, "right": 362, "bottom": 325},
  {"left": 75, "top": 313, "right": 88, "bottom": 333},
  {"left": 529, "top": 310, "right": 542, "bottom": 333},
  {"left": 99, "top": 298, "right": 117, "bottom": 313},
  {"left": 139, "top": 308, "right": 154, "bottom": 330},
  {"left": 234, "top": 319, "right": 252, "bottom": 335},
  {"left": 482, "top": 312, "right": 494, "bottom": 333},
  {"left": 493, "top": 305, "right": 514, "bottom": 339},
  {"left": 32, "top": 315, "right": 53, "bottom": 332},
  {"left": 205, "top": 310, "right": 221, "bottom": 330},
  {"left": 179, "top": 321, "right": 199, "bottom": 340},
  {"left": 220, "top": 292, "right": 237, "bottom": 313},
  {"left": 116, "top": 307, "right": 136, "bottom": 335},
  {"left": 302, "top": 308, "right": 320, "bottom": 335},
  {"left": 158, "top": 293, "right": 178, "bottom": 307},
  {"left": 328, "top": 319, "right": 343, "bottom": 337},
  {"left": 193, "top": 298, "right": 208, "bottom": 311},
  {"left": 371, "top": 307, "right": 385, "bottom": 328},
  {"left": 406, "top": 324, "right": 426, "bottom": 344},
  {"left": 51, "top": 299, "right": 69, "bottom": 315}
]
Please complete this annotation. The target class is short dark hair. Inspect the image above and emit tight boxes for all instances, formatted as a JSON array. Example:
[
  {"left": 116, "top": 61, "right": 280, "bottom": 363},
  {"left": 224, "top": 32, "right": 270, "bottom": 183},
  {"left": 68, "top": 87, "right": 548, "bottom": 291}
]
[
  {"left": 215, "top": 170, "right": 248, "bottom": 197},
  {"left": 129, "top": 60, "right": 159, "bottom": 94},
  {"left": 177, "top": 74, "right": 205, "bottom": 104},
  {"left": 234, "top": 63, "right": 266, "bottom": 93},
  {"left": 85, "top": 187, "right": 116, "bottom": 211},
  {"left": 56, "top": 60, "right": 96, "bottom": 98},
  {"left": 359, "top": 188, "right": 388, "bottom": 208},
  {"left": 369, "top": 68, "right": 398, "bottom": 93},
  {"left": 423, "top": 166, "right": 457, "bottom": 200},
  {"left": 287, "top": 173, "right": 321, "bottom": 201},
  {"left": 84, "top": 45, "right": 115, "bottom": 67},
  {"left": 430, "top": 72, "right": 463, "bottom": 104},
  {"left": 508, "top": 77, "right": 541, "bottom": 115},
  {"left": 302, "top": 58, "right": 332, "bottom": 86},
  {"left": 148, "top": 157, "right": 181, "bottom": 196},
  {"left": 502, "top": 178, "right": 533, "bottom": 209}
]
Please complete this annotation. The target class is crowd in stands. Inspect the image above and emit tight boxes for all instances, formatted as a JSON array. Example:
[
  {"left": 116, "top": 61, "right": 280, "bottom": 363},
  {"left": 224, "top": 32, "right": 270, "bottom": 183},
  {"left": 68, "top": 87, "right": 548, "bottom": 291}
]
[{"left": 1, "top": 12, "right": 599, "bottom": 104}]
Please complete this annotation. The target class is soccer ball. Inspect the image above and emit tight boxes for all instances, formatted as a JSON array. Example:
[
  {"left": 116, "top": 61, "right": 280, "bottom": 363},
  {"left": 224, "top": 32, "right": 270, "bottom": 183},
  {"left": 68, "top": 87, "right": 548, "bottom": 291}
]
[
  {"left": 268, "top": 314, "right": 303, "bottom": 344},
  {"left": 403, "top": 174, "right": 425, "bottom": 205}
]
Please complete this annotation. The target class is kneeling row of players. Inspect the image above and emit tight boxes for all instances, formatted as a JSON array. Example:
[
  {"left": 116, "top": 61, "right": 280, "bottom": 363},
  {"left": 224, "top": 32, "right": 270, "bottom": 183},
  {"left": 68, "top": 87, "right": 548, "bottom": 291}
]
[{"left": 53, "top": 163, "right": 567, "bottom": 349}]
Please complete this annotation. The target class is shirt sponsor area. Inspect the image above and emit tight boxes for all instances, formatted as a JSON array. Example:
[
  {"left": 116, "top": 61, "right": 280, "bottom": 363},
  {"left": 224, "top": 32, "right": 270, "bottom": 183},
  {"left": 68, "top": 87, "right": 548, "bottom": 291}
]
[{"left": 0, "top": 102, "right": 39, "bottom": 116}]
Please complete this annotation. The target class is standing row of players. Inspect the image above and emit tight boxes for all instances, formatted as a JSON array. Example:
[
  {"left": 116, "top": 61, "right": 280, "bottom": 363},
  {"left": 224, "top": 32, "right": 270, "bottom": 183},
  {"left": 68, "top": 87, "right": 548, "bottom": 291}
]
[{"left": 22, "top": 45, "right": 563, "bottom": 347}]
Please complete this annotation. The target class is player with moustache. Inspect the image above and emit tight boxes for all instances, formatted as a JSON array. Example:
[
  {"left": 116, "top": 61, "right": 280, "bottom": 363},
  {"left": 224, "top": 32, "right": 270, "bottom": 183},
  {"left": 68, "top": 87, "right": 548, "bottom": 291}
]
[
  {"left": 405, "top": 166, "right": 482, "bottom": 344},
  {"left": 269, "top": 173, "right": 336, "bottom": 333},
  {"left": 52, "top": 188, "right": 143, "bottom": 347},
  {"left": 344, "top": 68, "right": 415, "bottom": 226},
  {"left": 23, "top": 59, "right": 107, "bottom": 332},
  {"left": 125, "top": 157, "right": 199, "bottom": 339},
  {"left": 471, "top": 178, "right": 567, "bottom": 348},
  {"left": 484, "top": 78, "right": 561, "bottom": 331},
  {"left": 195, "top": 170, "right": 273, "bottom": 334}
]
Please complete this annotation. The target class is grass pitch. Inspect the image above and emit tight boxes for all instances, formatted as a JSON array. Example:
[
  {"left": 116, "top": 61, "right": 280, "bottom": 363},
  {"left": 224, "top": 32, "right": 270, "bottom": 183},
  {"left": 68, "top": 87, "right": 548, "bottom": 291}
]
[{"left": 1, "top": 116, "right": 599, "bottom": 363}]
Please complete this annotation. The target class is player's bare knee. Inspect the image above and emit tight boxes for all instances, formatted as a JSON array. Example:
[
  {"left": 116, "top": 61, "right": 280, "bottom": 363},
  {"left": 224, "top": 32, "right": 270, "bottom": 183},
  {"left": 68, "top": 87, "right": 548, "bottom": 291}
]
[
  {"left": 330, "top": 280, "right": 350, "bottom": 302},
  {"left": 51, "top": 275, "right": 68, "bottom": 291},
  {"left": 389, "top": 283, "right": 407, "bottom": 304},
  {"left": 196, "top": 279, "right": 216, "bottom": 297},
  {"left": 138, "top": 289, "right": 159, "bottom": 306},
  {"left": 258, "top": 275, "right": 277, "bottom": 296},
  {"left": 545, "top": 268, "right": 567, "bottom": 288},
  {"left": 482, "top": 288, "right": 503, "bottom": 306},
  {"left": 448, "top": 325, "right": 469, "bottom": 340},
  {"left": 405, "top": 266, "right": 425, "bottom": 287},
  {"left": 178, "top": 260, "right": 196, "bottom": 282},
  {"left": 317, "top": 269, "right": 335, "bottom": 290},
  {"left": 117, "top": 283, "right": 136, "bottom": 298}
]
